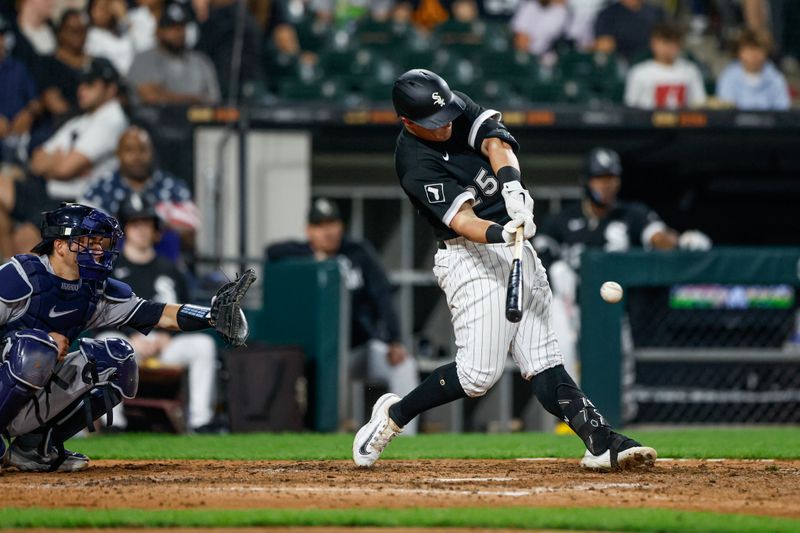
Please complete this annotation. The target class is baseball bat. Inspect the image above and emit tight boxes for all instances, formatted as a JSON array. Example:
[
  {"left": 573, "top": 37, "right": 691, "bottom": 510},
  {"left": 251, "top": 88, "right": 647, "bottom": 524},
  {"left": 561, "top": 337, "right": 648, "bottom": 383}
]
[{"left": 505, "top": 226, "right": 524, "bottom": 323}]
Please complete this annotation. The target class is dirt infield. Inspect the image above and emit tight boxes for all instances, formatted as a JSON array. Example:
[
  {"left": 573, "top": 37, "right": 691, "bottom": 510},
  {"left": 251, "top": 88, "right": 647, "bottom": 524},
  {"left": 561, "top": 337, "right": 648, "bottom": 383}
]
[{"left": 3, "top": 459, "right": 799, "bottom": 518}]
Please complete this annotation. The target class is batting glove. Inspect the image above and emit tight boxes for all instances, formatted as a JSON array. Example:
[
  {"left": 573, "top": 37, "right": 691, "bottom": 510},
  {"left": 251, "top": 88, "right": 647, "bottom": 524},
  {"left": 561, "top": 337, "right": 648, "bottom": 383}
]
[
  {"left": 501, "top": 181, "right": 534, "bottom": 220},
  {"left": 503, "top": 213, "right": 536, "bottom": 242},
  {"left": 678, "top": 230, "right": 712, "bottom": 251}
]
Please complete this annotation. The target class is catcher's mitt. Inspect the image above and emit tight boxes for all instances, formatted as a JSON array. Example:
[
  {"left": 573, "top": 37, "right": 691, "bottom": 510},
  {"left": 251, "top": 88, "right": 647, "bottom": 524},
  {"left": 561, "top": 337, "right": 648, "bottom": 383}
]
[{"left": 210, "top": 268, "right": 257, "bottom": 347}]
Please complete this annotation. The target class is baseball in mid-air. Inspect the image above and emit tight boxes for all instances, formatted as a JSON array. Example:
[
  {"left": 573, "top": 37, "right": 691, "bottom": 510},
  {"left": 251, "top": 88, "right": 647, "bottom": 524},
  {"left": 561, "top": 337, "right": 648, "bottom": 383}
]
[{"left": 600, "top": 281, "right": 623, "bottom": 303}]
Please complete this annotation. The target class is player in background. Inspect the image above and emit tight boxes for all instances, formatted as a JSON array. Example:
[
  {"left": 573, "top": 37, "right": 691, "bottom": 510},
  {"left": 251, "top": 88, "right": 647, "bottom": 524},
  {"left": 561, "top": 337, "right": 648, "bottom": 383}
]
[
  {"left": 0, "top": 203, "right": 251, "bottom": 472},
  {"left": 268, "top": 198, "right": 420, "bottom": 434},
  {"left": 97, "top": 195, "right": 218, "bottom": 433},
  {"left": 533, "top": 147, "right": 711, "bottom": 379},
  {"left": 353, "top": 69, "right": 657, "bottom": 471}
]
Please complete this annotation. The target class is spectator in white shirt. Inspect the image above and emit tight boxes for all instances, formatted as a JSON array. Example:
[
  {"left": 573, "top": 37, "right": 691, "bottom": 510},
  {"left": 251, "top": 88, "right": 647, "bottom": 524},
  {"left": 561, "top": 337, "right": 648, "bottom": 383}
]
[
  {"left": 127, "top": 0, "right": 163, "bottom": 53},
  {"left": 29, "top": 57, "right": 128, "bottom": 198},
  {"left": 624, "top": 22, "right": 706, "bottom": 110},
  {"left": 17, "top": 0, "right": 58, "bottom": 56},
  {"left": 0, "top": 57, "right": 127, "bottom": 255},
  {"left": 511, "top": 0, "right": 570, "bottom": 57},
  {"left": 566, "top": 0, "right": 606, "bottom": 50},
  {"left": 85, "top": 0, "right": 136, "bottom": 75}
]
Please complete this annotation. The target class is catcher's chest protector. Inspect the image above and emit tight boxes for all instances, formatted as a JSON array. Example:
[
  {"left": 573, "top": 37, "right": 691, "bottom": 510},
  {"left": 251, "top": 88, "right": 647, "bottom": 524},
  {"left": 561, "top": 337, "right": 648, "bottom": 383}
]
[{"left": 0, "top": 255, "right": 100, "bottom": 343}]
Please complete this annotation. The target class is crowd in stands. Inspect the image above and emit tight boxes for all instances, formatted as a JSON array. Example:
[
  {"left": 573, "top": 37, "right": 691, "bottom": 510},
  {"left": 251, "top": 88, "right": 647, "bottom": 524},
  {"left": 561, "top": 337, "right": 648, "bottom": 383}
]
[{"left": 1, "top": 0, "right": 799, "bottom": 258}]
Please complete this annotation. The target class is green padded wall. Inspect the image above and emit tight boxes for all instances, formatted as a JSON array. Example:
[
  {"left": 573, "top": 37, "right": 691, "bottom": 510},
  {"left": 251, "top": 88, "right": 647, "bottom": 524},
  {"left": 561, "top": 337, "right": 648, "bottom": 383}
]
[{"left": 249, "top": 259, "right": 343, "bottom": 432}]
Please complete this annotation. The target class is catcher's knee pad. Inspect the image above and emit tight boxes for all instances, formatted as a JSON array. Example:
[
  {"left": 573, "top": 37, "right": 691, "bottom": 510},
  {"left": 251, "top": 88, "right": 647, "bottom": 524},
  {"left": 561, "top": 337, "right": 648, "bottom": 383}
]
[
  {"left": 0, "top": 330, "right": 59, "bottom": 429},
  {"left": 2, "top": 330, "right": 59, "bottom": 389},
  {"left": 532, "top": 364, "right": 610, "bottom": 453},
  {"left": 79, "top": 338, "right": 138, "bottom": 399}
]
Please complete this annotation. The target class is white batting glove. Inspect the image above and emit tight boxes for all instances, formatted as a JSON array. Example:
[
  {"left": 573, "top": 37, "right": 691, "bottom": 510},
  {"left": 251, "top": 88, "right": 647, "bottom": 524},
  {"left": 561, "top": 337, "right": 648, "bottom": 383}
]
[
  {"left": 503, "top": 213, "right": 536, "bottom": 242},
  {"left": 501, "top": 181, "right": 534, "bottom": 220},
  {"left": 678, "top": 230, "right": 712, "bottom": 251}
]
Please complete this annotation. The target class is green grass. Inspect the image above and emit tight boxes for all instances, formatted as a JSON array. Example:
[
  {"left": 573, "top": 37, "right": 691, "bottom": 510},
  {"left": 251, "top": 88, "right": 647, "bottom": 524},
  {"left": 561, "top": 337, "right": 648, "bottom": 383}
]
[
  {"left": 0, "top": 507, "right": 797, "bottom": 531},
  {"left": 67, "top": 427, "right": 800, "bottom": 461}
]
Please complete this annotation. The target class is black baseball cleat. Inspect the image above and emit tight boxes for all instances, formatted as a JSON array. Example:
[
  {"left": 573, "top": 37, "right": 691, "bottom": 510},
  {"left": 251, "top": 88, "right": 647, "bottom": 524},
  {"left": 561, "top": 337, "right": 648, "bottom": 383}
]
[
  {"left": 4, "top": 439, "right": 89, "bottom": 472},
  {"left": 580, "top": 432, "right": 656, "bottom": 471}
]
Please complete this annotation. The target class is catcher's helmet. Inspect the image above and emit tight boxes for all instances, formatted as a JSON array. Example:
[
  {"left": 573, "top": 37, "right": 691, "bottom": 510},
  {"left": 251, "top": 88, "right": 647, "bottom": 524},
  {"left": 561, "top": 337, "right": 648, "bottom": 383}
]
[
  {"left": 392, "top": 69, "right": 465, "bottom": 129},
  {"left": 582, "top": 148, "right": 622, "bottom": 207},
  {"left": 32, "top": 203, "right": 123, "bottom": 282}
]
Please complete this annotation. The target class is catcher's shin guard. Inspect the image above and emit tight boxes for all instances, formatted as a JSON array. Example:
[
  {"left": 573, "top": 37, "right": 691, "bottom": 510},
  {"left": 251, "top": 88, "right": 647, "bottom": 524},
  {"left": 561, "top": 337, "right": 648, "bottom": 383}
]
[{"left": 532, "top": 365, "right": 611, "bottom": 455}]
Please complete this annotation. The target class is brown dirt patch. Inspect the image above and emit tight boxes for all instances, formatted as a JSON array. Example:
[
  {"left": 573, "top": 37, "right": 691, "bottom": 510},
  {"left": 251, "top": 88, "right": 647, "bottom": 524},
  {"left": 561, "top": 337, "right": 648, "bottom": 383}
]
[{"left": 2, "top": 459, "right": 799, "bottom": 519}]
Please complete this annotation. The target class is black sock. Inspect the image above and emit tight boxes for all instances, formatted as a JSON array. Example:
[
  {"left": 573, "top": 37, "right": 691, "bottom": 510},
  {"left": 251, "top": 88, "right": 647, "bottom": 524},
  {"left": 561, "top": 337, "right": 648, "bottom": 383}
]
[
  {"left": 532, "top": 364, "right": 611, "bottom": 455},
  {"left": 389, "top": 361, "right": 467, "bottom": 427}
]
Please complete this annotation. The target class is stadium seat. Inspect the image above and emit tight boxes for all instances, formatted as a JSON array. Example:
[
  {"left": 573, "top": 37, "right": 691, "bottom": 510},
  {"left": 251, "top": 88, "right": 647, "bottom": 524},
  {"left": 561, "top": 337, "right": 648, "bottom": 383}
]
[
  {"left": 475, "top": 49, "right": 539, "bottom": 85},
  {"left": 360, "top": 79, "right": 395, "bottom": 102},
  {"left": 391, "top": 35, "right": 449, "bottom": 71},
  {"left": 557, "top": 51, "right": 620, "bottom": 82},
  {"left": 436, "top": 56, "right": 481, "bottom": 86},
  {"left": 355, "top": 19, "right": 418, "bottom": 53},
  {"left": 558, "top": 78, "right": 592, "bottom": 104},
  {"left": 320, "top": 48, "right": 399, "bottom": 93},
  {"left": 294, "top": 17, "right": 333, "bottom": 53},
  {"left": 518, "top": 78, "right": 561, "bottom": 104},
  {"left": 434, "top": 19, "right": 486, "bottom": 44},
  {"left": 454, "top": 80, "right": 515, "bottom": 106},
  {"left": 278, "top": 77, "right": 343, "bottom": 101},
  {"left": 263, "top": 52, "right": 301, "bottom": 93}
]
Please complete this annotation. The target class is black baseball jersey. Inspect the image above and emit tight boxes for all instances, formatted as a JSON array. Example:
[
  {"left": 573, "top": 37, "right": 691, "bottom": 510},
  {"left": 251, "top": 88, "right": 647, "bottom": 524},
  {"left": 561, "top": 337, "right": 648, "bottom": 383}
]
[
  {"left": 266, "top": 238, "right": 401, "bottom": 348},
  {"left": 395, "top": 91, "right": 514, "bottom": 240},
  {"left": 112, "top": 254, "right": 190, "bottom": 305},
  {"left": 534, "top": 200, "right": 667, "bottom": 270}
]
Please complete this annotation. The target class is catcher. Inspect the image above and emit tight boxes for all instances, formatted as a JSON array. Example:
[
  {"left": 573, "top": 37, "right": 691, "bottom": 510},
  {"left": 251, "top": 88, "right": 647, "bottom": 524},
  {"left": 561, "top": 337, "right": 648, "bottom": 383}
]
[{"left": 0, "top": 203, "right": 255, "bottom": 472}]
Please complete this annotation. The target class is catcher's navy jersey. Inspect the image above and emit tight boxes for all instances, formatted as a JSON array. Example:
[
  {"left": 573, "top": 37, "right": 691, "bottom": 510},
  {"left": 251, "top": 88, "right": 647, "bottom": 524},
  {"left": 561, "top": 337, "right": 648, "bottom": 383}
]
[
  {"left": 0, "top": 254, "right": 163, "bottom": 342},
  {"left": 534, "top": 200, "right": 666, "bottom": 270},
  {"left": 395, "top": 91, "right": 513, "bottom": 240}
]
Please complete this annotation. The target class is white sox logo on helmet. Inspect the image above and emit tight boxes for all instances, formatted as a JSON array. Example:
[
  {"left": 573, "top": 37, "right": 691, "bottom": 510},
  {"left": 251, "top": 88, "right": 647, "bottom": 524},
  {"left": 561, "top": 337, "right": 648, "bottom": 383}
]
[{"left": 431, "top": 92, "right": 446, "bottom": 107}]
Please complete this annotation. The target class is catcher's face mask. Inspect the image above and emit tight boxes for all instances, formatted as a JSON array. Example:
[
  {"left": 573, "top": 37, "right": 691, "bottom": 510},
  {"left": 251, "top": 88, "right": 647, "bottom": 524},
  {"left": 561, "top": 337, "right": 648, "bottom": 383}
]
[{"left": 67, "top": 211, "right": 123, "bottom": 281}]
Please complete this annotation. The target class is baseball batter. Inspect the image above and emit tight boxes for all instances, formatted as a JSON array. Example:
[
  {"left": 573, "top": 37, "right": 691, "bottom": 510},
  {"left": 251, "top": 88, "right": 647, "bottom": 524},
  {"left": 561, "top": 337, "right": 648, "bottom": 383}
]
[{"left": 353, "top": 69, "right": 657, "bottom": 471}]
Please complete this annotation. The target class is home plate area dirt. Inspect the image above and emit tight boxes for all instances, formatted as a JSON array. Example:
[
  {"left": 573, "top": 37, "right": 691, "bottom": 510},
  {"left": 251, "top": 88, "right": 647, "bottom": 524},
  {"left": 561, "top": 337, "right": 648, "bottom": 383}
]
[{"left": 2, "top": 459, "right": 799, "bottom": 518}]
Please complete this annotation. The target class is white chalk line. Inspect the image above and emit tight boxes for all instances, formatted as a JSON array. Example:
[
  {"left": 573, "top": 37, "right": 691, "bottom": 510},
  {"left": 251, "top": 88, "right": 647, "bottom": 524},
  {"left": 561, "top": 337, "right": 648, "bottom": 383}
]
[
  {"left": 515, "top": 457, "right": 776, "bottom": 463},
  {"left": 16, "top": 482, "right": 644, "bottom": 499},
  {"left": 193, "top": 482, "right": 644, "bottom": 498},
  {"left": 426, "top": 477, "right": 516, "bottom": 483}
]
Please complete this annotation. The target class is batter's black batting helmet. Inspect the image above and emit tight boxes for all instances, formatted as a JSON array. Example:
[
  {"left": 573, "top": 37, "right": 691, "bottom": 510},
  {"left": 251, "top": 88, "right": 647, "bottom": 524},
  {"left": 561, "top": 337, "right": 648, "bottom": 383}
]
[{"left": 392, "top": 69, "right": 465, "bottom": 129}]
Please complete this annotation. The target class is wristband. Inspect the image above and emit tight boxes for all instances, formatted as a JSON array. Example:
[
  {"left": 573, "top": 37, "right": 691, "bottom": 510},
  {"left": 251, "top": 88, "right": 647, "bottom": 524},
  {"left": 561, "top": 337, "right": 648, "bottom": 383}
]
[
  {"left": 177, "top": 304, "right": 211, "bottom": 331},
  {"left": 485, "top": 224, "right": 505, "bottom": 244},
  {"left": 497, "top": 166, "right": 521, "bottom": 185}
]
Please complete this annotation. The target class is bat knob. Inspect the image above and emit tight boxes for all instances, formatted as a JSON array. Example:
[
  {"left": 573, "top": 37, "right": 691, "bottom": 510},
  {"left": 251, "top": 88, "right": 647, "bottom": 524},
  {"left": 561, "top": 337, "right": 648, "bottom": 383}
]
[{"left": 506, "top": 309, "right": 523, "bottom": 323}]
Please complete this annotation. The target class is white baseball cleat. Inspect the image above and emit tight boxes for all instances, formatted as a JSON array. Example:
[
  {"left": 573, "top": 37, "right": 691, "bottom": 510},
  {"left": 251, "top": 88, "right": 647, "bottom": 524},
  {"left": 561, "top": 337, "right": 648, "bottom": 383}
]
[
  {"left": 353, "top": 393, "right": 403, "bottom": 467},
  {"left": 580, "top": 433, "right": 657, "bottom": 471}
]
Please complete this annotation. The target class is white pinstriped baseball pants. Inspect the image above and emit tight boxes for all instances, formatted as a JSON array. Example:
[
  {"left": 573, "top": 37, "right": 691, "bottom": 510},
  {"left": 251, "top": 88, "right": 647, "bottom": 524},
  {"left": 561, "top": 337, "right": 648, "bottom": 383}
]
[{"left": 432, "top": 237, "right": 564, "bottom": 397}]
